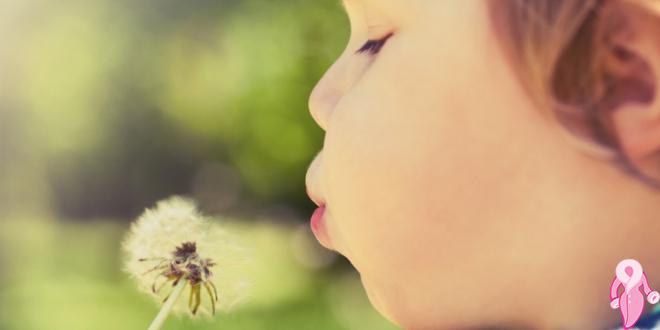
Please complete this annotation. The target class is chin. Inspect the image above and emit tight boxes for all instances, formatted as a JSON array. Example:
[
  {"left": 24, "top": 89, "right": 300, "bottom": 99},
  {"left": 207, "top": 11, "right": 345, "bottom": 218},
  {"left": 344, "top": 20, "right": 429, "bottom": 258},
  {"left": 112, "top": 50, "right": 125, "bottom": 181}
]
[
  {"left": 359, "top": 274, "right": 401, "bottom": 326},
  {"left": 358, "top": 274, "right": 442, "bottom": 330},
  {"left": 358, "top": 276, "right": 495, "bottom": 330}
]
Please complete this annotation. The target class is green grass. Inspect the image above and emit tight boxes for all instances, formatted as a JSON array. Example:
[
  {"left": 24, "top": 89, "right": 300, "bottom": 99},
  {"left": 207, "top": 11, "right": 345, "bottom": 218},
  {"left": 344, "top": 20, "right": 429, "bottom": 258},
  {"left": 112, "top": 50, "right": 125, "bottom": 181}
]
[{"left": 0, "top": 217, "right": 400, "bottom": 330}]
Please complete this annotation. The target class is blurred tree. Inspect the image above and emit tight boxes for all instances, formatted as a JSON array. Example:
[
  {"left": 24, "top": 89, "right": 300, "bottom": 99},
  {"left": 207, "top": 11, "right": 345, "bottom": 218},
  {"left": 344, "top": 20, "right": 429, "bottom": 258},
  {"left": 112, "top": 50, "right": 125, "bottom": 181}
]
[{"left": 1, "top": 0, "right": 348, "bottom": 221}]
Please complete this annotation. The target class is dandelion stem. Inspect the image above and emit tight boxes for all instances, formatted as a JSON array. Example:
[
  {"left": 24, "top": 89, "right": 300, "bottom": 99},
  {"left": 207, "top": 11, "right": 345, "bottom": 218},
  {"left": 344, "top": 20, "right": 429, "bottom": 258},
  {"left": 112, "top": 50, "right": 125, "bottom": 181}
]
[{"left": 147, "top": 280, "right": 187, "bottom": 330}]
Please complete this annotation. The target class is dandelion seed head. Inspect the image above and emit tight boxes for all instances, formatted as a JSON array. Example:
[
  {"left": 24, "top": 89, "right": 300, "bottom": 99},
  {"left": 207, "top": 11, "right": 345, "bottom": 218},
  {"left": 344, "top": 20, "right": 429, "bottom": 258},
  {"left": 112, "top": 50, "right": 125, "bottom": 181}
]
[{"left": 122, "top": 196, "right": 254, "bottom": 317}]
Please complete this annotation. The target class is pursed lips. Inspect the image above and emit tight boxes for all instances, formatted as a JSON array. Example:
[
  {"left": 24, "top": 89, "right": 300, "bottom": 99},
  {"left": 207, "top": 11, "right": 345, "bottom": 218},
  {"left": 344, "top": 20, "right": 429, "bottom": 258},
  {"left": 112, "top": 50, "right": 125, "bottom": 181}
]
[{"left": 305, "top": 151, "right": 326, "bottom": 207}]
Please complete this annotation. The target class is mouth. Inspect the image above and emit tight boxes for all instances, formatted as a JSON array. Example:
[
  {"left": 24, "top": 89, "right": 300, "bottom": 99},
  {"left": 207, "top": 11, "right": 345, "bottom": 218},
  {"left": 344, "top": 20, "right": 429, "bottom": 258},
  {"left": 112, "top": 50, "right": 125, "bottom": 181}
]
[
  {"left": 306, "top": 185, "right": 333, "bottom": 249},
  {"left": 310, "top": 204, "right": 333, "bottom": 249},
  {"left": 305, "top": 153, "right": 333, "bottom": 250},
  {"left": 306, "top": 185, "right": 326, "bottom": 208}
]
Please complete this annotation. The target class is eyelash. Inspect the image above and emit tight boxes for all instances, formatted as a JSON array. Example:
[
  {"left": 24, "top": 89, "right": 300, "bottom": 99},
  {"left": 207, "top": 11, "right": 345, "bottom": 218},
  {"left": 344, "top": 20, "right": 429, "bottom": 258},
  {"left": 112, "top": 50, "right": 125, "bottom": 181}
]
[{"left": 355, "top": 32, "right": 393, "bottom": 55}]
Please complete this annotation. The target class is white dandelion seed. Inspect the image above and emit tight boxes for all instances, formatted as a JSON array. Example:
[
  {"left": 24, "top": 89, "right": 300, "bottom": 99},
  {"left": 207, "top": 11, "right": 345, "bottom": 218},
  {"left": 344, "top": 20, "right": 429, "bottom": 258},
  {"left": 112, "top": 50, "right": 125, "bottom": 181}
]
[{"left": 122, "top": 196, "right": 253, "bottom": 330}]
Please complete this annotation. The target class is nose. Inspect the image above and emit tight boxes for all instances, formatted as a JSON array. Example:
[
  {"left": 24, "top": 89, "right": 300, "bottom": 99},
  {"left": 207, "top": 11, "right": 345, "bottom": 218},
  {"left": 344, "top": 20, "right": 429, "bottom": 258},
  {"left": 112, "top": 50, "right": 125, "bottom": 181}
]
[{"left": 308, "top": 57, "right": 352, "bottom": 131}]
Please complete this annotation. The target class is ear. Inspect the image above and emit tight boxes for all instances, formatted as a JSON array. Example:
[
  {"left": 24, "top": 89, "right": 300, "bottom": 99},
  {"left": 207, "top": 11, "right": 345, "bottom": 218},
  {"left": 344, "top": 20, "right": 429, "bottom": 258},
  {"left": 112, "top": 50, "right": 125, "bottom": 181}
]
[{"left": 597, "top": 0, "right": 660, "bottom": 182}]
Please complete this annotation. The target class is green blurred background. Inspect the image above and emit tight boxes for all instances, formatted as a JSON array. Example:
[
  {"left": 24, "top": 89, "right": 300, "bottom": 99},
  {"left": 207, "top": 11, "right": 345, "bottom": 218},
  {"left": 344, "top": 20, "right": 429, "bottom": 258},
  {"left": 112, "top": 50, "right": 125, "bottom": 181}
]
[{"left": 0, "top": 0, "right": 399, "bottom": 329}]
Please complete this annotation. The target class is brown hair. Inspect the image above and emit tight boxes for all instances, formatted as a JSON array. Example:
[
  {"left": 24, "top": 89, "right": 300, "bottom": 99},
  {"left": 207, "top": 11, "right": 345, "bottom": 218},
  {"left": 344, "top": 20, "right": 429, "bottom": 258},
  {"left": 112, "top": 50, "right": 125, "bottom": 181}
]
[{"left": 487, "top": 0, "right": 660, "bottom": 188}]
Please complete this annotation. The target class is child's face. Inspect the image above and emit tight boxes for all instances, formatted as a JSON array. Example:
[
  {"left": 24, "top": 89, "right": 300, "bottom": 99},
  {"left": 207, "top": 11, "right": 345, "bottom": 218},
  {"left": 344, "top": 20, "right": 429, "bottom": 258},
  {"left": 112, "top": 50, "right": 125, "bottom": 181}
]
[{"left": 307, "top": 1, "right": 636, "bottom": 328}]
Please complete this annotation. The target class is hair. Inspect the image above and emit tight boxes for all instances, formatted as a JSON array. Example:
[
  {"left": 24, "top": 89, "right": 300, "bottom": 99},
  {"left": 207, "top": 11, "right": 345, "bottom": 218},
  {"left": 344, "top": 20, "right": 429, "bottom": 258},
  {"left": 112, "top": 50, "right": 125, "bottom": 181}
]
[{"left": 487, "top": 0, "right": 660, "bottom": 188}]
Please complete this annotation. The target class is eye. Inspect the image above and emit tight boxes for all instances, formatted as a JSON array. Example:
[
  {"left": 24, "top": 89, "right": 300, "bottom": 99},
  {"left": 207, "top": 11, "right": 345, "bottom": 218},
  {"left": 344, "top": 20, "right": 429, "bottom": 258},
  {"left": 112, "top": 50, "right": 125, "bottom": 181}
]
[{"left": 355, "top": 32, "right": 393, "bottom": 55}]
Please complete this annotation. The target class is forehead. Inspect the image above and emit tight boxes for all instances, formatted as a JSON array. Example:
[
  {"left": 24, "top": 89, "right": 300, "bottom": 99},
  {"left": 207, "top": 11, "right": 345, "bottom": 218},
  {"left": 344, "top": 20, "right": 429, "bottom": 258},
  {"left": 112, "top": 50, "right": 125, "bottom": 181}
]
[
  {"left": 340, "top": 0, "right": 421, "bottom": 24},
  {"left": 341, "top": 0, "right": 401, "bottom": 9}
]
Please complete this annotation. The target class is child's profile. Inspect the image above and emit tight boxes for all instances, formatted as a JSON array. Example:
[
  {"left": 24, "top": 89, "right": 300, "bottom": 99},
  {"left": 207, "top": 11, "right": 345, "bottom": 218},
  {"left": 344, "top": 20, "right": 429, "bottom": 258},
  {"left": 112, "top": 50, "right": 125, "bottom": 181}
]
[{"left": 305, "top": 1, "right": 660, "bottom": 329}]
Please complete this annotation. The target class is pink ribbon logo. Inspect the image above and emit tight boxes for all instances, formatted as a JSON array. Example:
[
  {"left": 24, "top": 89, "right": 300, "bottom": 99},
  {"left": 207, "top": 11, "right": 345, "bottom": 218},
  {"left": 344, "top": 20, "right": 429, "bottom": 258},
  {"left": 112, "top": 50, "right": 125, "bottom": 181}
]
[{"left": 610, "top": 259, "right": 660, "bottom": 329}]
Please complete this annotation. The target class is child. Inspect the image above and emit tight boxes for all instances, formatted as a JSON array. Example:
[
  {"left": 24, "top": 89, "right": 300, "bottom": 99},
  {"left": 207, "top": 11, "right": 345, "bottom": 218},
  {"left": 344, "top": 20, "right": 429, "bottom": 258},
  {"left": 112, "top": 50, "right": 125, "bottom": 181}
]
[{"left": 305, "top": 0, "right": 660, "bottom": 329}]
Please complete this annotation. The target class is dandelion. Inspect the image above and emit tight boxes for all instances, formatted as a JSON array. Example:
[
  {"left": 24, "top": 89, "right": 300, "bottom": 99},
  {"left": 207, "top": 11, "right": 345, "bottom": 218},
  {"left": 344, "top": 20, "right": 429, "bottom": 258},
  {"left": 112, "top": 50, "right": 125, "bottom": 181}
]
[{"left": 122, "top": 196, "right": 253, "bottom": 330}]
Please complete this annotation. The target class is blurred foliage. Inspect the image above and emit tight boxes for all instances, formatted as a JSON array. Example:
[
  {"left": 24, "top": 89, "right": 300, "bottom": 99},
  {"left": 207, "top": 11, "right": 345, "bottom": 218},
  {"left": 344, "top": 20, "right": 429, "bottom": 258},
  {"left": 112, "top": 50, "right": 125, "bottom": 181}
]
[{"left": 0, "top": 0, "right": 347, "bottom": 218}]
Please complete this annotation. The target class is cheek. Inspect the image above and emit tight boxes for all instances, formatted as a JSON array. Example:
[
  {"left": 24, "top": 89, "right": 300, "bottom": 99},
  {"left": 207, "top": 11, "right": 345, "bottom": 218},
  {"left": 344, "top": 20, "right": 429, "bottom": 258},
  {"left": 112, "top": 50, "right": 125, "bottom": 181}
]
[
  {"left": 321, "top": 19, "right": 544, "bottom": 283},
  {"left": 323, "top": 71, "right": 476, "bottom": 278}
]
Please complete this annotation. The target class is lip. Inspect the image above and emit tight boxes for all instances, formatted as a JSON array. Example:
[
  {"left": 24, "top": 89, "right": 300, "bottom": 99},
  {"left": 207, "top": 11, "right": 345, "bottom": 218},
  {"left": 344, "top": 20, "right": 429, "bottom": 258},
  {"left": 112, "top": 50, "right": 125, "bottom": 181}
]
[
  {"left": 305, "top": 152, "right": 326, "bottom": 206},
  {"left": 306, "top": 186, "right": 325, "bottom": 207},
  {"left": 306, "top": 152, "right": 332, "bottom": 249},
  {"left": 310, "top": 205, "right": 333, "bottom": 249}
]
